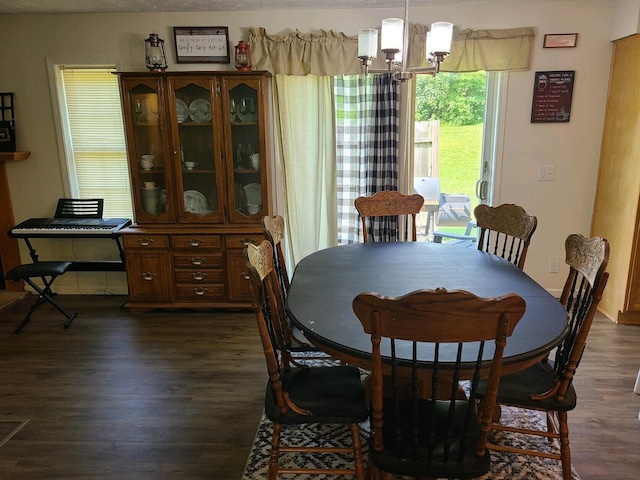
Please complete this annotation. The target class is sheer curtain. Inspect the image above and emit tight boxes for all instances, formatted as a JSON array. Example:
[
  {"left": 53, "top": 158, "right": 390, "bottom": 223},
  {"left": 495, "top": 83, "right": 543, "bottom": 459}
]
[{"left": 273, "top": 74, "right": 337, "bottom": 265}]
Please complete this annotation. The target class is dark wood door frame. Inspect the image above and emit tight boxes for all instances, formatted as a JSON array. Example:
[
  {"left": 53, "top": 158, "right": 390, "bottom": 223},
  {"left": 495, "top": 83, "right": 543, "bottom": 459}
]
[{"left": 0, "top": 155, "right": 26, "bottom": 291}]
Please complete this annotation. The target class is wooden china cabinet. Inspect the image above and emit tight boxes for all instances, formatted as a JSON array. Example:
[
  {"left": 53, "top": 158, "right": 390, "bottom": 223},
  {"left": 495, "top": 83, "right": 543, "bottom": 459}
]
[{"left": 116, "top": 71, "right": 271, "bottom": 311}]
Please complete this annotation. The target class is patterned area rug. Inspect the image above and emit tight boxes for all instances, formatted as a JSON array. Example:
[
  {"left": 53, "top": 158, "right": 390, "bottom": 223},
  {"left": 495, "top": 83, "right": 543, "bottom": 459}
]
[{"left": 242, "top": 403, "right": 581, "bottom": 479}]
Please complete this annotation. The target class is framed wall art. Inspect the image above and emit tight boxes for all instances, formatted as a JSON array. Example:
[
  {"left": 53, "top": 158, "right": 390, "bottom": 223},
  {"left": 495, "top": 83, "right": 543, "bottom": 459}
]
[
  {"left": 531, "top": 70, "right": 575, "bottom": 123},
  {"left": 173, "top": 26, "right": 230, "bottom": 64},
  {"left": 543, "top": 33, "right": 578, "bottom": 48}
]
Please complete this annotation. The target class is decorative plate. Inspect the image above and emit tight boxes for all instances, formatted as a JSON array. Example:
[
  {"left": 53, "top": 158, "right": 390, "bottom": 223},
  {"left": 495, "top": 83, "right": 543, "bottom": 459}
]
[
  {"left": 188, "top": 99, "right": 212, "bottom": 123},
  {"left": 176, "top": 99, "right": 189, "bottom": 123},
  {"left": 184, "top": 189, "right": 211, "bottom": 215}
]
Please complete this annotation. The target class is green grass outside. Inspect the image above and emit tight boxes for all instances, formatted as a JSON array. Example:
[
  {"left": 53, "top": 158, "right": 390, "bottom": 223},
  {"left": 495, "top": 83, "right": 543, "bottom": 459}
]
[{"left": 434, "top": 123, "right": 483, "bottom": 235}]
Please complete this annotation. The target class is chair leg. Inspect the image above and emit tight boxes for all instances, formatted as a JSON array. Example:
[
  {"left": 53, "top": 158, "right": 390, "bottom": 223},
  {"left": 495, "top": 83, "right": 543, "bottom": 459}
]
[
  {"left": 267, "top": 422, "right": 282, "bottom": 480},
  {"left": 558, "top": 411, "right": 572, "bottom": 480},
  {"left": 349, "top": 423, "right": 366, "bottom": 480}
]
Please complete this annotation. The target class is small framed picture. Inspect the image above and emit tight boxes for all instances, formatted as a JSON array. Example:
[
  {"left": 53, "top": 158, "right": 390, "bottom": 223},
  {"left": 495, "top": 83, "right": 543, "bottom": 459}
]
[
  {"left": 173, "top": 26, "right": 230, "bottom": 64},
  {"left": 543, "top": 33, "right": 578, "bottom": 49}
]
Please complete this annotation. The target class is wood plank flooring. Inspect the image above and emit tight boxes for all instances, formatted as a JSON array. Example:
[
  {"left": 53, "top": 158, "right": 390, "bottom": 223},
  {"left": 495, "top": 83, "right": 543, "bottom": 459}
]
[{"left": 0, "top": 294, "right": 639, "bottom": 479}]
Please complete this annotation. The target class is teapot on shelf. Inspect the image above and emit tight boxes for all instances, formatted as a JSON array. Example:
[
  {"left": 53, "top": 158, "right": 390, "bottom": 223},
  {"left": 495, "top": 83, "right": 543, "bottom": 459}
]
[{"left": 138, "top": 154, "right": 155, "bottom": 170}]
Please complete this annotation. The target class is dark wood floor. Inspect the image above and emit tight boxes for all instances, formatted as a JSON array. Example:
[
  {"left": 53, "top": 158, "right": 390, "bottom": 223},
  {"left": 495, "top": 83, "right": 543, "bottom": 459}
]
[{"left": 0, "top": 295, "right": 639, "bottom": 479}]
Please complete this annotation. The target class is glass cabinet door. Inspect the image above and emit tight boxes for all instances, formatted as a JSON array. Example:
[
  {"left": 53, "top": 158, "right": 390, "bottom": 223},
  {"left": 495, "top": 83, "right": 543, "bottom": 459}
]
[
  {"left": 121, "top": 77, "right": 174, "bottom": 223},
  {"left": 222, "top": 77, "right": 267, "bottom": 224},
  {"left": 168, "top": 77, "right": 225, "bottom": 224}
]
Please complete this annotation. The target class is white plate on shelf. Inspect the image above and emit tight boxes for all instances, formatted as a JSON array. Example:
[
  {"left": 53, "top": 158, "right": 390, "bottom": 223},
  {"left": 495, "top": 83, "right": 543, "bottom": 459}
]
[
  {"left": 188, "top": 99, "right": 212, "bottom": 123},
  {"left": 184, "top": 189, "right": 211, "bottom": 215},
  {"left": 176, "top": 99, "right": 189, "bottom": 123},
  {"left": 244, "top": 183, "right": 262, "bottom": 206}
]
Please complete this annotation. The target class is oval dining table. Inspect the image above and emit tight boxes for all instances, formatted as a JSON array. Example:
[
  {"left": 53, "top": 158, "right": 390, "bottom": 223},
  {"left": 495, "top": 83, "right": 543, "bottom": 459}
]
[{"left": 285, "top": 242, "right": 568, "bottom": 377}]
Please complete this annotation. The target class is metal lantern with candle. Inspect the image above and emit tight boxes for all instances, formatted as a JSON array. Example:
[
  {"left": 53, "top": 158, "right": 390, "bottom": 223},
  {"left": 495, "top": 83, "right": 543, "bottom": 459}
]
[
  {"left": 145, "top": 33, "right": 168, "bottom": 72},
  {"left": 234, "top": 40, "right": 252, "bottom": 71}
]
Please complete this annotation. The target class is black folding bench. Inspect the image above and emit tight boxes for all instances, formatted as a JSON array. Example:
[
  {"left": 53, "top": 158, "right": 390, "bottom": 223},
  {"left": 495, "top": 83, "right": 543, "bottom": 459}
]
[{"left": 3, "top": 261, "right": 77, "bottom": 334}]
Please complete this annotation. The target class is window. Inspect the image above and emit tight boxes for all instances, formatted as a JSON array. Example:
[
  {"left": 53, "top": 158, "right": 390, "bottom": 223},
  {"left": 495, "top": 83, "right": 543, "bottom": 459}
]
[{"left": 52, "top": 66, "right": 132, "bottom": 218}]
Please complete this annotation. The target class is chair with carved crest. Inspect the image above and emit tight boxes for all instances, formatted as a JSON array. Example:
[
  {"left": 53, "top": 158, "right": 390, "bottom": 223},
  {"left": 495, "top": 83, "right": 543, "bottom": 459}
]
[
  {"left": 244, "top": 240, "right": 367, "bottom": 480},
  {"left": 477, "top": 234, "right": 609, "bottom": 480},
  {"left": 355, "top": 190, "right": 424, "bottom": 242},
  {"left": 353, "top": 287, "right": 525, "bottom": 479},
  {"left": 262, "top": 215, "right": 327, "bottom": 360},
  {"left": 474, "top": 203, "right": 537, "bottom": 269}
]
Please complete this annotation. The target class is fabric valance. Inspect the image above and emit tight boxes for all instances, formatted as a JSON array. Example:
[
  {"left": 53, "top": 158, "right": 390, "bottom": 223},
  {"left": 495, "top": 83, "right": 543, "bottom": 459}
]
[{"left": 249, "top": 25, "right": 535, "bottom": 76}]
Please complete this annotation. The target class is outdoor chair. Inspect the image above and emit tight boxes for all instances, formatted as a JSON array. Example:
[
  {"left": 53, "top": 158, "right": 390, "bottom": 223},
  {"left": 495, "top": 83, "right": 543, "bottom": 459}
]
[
  {"left": 476, "top": 233, "right": 609, "bottom": 480},
  {"left": 353, "top": 287, "right": 525, "bottom": 479},
  {"left": 244, "top": 240, "right": 367, "bottom": 480},
  {"left": 355, "top": 190, "right": 424, "bottom": 242},
  {"left": 432, "top": 193, "right": 477, "bottom": 244},
  {"left": 474, "top": 203, "right": 537, "bottom": 269}
]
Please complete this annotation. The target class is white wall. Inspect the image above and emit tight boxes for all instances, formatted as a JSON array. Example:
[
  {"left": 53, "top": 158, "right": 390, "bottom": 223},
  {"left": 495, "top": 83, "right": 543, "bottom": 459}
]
[
  {"left": 0, "top": 1, "right": 621, "bottom": 295},
  {"left": 613, "top": 0, "right": 640, "bottom": 39}
]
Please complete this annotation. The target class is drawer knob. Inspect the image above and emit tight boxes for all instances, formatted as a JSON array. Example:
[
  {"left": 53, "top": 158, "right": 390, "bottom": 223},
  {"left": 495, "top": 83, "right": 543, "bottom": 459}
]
[
  {"left": 141, "top": 272, "right": 156, "bottom": 281},
  {"left": 189, "top": 239, "right": 203, "bottom": 247},
  {"left": 193, "top": 287, "right": 208, "bottom": 296},
  {"left": 190, "top": 257, "right": 206, "bottom": 266},
  {"left": 192, "top": 272, "right": 207, "bottom": 281},
  {"left": 138, "top": 238, "right": 154, "bottom": 246}
]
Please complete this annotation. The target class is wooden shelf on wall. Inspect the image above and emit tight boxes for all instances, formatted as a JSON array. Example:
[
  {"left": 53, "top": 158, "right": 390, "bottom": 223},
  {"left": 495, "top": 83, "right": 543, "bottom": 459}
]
[{"left": 0, "top": 151, "right": 31, "bottom": 161}]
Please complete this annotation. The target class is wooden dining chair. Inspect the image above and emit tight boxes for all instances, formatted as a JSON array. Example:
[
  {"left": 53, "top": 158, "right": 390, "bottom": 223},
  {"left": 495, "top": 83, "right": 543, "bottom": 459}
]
[
  {"left": 261, "top": 215, "right": 328, "bottom": 361},
  {"left": 476, "top": 234, "right": 609, "bottom": 480},
  {"left": 474, "top": 203, "right": 537, "bottom": 269},
  {"left": 353, "top": 288, "right": 526, "bottom": 480},
  {"left": 354, "top": 190, "right": 424, "bottom": 242},
  {"left": 261, "top": 215, "right": 290, "bottom": 295},
  {"left": 244, "top": 240, "right": 367, "bottom": 480}
]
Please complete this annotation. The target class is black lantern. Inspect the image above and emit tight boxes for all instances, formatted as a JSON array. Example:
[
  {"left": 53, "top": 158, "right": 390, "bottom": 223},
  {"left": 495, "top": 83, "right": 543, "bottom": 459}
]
[
  {"left": 234, "top": 40, "right": 252, "bottom": 72},
  {"left": 145, "top": 33, "right": 168, "bottom": 72}
]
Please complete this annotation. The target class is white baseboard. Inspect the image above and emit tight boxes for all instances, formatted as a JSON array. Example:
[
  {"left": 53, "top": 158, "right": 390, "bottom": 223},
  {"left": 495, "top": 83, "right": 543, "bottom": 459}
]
[
  {"left": 546, "top": 288, "right": 562, "bottom": 299},
  {"left": 23, "top": 284, "right": 129, "bottom": 296}
]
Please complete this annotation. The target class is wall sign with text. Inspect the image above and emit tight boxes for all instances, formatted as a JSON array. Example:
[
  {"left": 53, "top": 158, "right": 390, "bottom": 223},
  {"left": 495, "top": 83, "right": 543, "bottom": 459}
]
[
  {"left": 173, "top": 26, "right": 230, "bottom": 64},
  {"left": 531, "top": 70, "right": 575, "bottom": 123}
]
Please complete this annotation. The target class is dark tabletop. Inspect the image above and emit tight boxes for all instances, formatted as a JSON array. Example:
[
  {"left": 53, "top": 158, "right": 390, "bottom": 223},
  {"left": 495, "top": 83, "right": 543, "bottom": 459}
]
[{"left": 285, "top": 242, "right": 568, "bottom": 370}]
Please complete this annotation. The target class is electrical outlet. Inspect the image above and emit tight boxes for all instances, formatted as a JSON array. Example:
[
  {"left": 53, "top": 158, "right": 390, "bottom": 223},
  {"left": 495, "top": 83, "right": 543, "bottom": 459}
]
[
  {"left": 538, "top": 165, "right": 555, "bottom": 181},
  {"left": 548, "top": 258, "right": 560, "bottom": 273}
]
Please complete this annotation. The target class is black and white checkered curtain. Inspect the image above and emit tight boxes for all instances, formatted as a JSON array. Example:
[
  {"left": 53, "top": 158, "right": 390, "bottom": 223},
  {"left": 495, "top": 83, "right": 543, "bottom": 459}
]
[{"left": 335, "top": 74, "right": 399, "bottom": 244}]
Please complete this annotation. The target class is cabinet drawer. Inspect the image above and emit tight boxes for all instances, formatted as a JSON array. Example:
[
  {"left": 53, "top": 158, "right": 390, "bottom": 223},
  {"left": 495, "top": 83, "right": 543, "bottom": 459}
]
[
  {"left": 173, "top": 253, "right": 223, "bottom": 268},
  {"left": 124, "top": 234, "right": 170, "bottom": 249},
  {"left": 125, "top": 250, "right": 173, "bottom": 302},
  {"left": 226, "top": 233, "right": 266, "bottom": 250},
  {"left": 172, "top": 235, "right": 222, "bottom": 249},
  {"left": 175, "top": 269, "right": 225, "bottom": 283},
  {"left": 176, "top": 284, "right": 225, "bottom": 301}
]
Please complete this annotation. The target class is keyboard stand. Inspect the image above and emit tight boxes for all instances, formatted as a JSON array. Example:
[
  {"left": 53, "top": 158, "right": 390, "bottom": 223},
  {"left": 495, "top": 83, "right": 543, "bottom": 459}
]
[
  {"left": 10, "top": 219, "right": 130, "bottom": 272},
  {"left": 18, "top": 235, "right": 126, "bottom": 272}
]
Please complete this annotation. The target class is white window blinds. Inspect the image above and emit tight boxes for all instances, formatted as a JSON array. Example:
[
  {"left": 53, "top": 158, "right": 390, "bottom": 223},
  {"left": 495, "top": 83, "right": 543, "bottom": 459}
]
[{"left": 60, "top": 67, "right": 132, "bottom": 218}]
